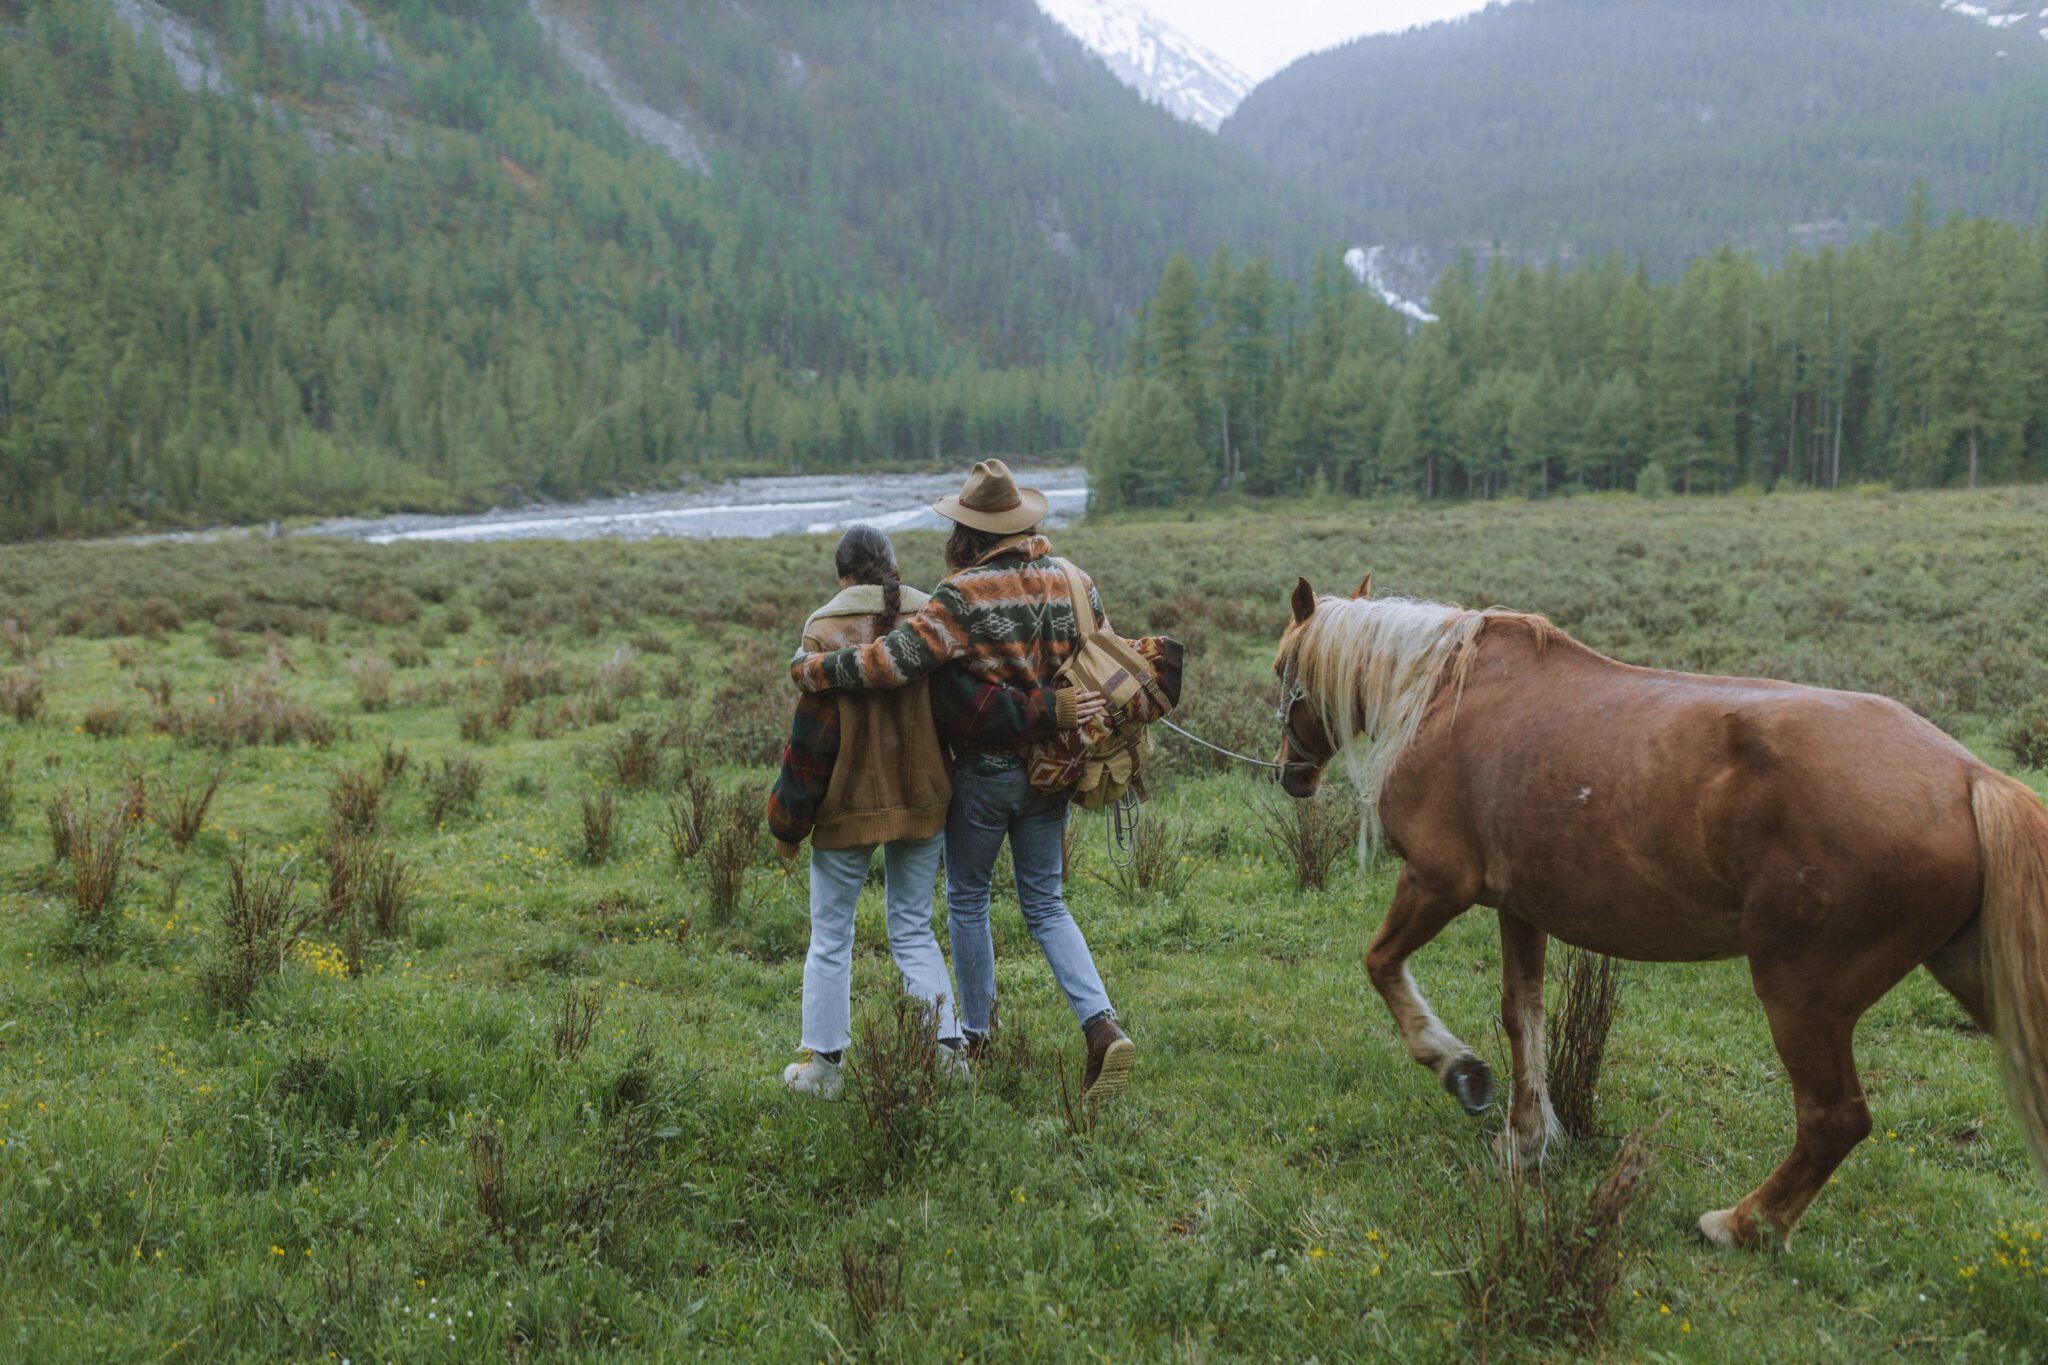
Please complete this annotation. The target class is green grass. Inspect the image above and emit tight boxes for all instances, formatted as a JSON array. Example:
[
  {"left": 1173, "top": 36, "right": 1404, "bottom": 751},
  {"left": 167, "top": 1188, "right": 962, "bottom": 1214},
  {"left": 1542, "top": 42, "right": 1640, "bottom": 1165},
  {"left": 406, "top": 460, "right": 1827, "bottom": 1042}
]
[{"left": 2, "top": 488, "right": 2047, "bottom": 1360}]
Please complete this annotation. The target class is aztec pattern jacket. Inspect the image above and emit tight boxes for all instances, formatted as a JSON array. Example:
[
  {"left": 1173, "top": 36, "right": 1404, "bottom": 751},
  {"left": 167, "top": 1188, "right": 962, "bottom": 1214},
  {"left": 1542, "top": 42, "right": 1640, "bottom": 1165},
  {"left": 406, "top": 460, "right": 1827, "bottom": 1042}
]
[
  {"left": 789, "top": 534, "right": 1101, "bottom": 715},
  {"left": 766, "top": 583, "right": 1068, "bottom": 849}
]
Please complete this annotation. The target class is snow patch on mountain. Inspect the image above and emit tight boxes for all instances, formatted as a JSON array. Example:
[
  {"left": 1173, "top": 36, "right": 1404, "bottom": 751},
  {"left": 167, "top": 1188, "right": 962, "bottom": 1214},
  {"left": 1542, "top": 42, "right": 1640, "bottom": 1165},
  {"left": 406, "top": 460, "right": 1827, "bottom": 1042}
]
[
  {"left": 1345, "top": 247, "right": 1437, "bottom": 326},
  {"left": 1036, "top": 0, "right": 1251, "bottom": 131},
  {"left": 528, "top": 0, "right": 711, "bottom": 174},
  {"left": 1936, "top": 0, "right": 2048, "bottom": 41}
]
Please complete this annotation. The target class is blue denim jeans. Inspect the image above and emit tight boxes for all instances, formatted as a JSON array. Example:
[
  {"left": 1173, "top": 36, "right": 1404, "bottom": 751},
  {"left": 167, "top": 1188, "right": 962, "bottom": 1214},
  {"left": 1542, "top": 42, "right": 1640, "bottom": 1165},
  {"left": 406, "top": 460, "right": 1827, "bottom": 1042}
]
[
  {"left": 945, "top": 764, "right": 1114, "bottom": 1035},
  {"left": 801, "top": 833, "right": 959, "bottom": 1054}
]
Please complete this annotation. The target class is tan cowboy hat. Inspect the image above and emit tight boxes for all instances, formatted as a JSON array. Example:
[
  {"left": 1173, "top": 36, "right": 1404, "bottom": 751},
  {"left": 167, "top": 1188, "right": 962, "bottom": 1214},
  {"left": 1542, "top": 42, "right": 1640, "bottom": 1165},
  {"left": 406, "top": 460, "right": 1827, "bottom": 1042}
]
[{"left": 930, "top": 459, "right": 1048, "bottom": 535}]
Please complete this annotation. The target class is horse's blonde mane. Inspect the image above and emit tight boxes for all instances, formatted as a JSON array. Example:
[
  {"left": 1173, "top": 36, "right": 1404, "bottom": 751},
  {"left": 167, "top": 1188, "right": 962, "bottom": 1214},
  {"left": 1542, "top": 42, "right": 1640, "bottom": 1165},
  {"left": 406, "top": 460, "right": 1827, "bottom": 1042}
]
[{"left": 1292, "top": 595, "right": 1549, "bottom": 851}]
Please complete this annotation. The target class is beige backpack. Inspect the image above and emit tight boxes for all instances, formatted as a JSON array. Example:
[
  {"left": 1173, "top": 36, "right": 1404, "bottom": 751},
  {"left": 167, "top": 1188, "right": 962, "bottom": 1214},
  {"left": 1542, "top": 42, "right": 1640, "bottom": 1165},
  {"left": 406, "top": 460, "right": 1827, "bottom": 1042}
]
[{"left": 1023, "top": 559, "right": 1178, "bottom": 810}]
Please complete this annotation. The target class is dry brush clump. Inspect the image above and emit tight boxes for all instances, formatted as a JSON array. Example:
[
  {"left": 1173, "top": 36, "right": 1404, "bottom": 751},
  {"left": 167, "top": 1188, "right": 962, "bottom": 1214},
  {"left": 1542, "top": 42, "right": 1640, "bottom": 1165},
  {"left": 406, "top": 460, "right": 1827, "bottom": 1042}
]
[
  {"left": 850, "top": 994, "right": 943, "bottom": 1163},
  {"left": 348, "top": 656, "right": 393, "bottom": 713},
  {"left": 2004, "top": 696, "right": 2048, "bottom": 770},
  {"left": 150, "top": 766, "right": 224, "bottom": 852},
  {"left": 423, "top": 754, "right": 485, "bottom": 825},
  {"left": 1, "top": 669, "right": 45, "bottom": 724},
  {"left": 662, "top": 767, "right": 714, "bottom": 865},
  {"left": 153, "top": 677, "right": 336, "bottom": 750},
  {"left": 588, "top": 720, "right": 668, "bottom": 791},
  {"left": 551, "top": 983, "right": 603, "bottom": 1061},
  {"left": 201, "top": 853, "right": 316, "bottom": 1012},
  {"left": 704, "top": 788, "right": 761, "bottom": 921},
  {"left": 1444, "top": 1119, "right": 1663, "bottom": 1353},
  {"left": 1088, "top": 810, "right": 1196, "bottom": 904},
  {"left": 327, "top": 763, "right": 384, "bottom": 836},
  {"left": 579, "top": 790, "right": 616, "bottom": 864},
  {"left": 47, "top": 790, "right": 129, "bottom": 955},
  {"left": 1258, "top": 791, "right": 1359, "bottom": 892},
  {"left": 840, "top": 1239, "right": 906, "bottom": 1336},
  {"left": 1548, "top": 947, "right": 1624, "bottom": 1140}
]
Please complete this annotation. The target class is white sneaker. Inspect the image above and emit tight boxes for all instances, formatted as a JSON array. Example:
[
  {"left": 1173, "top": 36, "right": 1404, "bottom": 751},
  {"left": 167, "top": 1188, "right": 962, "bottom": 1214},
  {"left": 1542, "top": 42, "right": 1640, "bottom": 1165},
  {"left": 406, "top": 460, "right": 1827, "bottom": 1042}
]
[
  {"left": 783, "top": 1052, "right": 844, "bottom": 1101},
  {"left": 937, "top": 1043, "right": 970, "bottom": 1082}
]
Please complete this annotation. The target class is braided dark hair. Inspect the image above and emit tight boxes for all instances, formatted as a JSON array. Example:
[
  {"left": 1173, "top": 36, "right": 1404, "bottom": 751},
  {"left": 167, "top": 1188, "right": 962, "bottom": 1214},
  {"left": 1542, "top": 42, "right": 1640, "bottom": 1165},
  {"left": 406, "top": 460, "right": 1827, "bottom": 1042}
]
[{"left": 835, "top": 525, "right": 902, "bottom": 627}]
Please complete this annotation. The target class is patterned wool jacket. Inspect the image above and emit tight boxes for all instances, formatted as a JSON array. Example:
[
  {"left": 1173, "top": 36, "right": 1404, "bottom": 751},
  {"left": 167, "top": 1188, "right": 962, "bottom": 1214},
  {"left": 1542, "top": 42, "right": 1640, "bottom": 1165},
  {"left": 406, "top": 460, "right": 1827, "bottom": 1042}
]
[
  {"left": 766, "top": 585, "right": 1068, "bottom": 850},
  {"left": 788, "top": 534, "right": 1100, "bottom": 734}
]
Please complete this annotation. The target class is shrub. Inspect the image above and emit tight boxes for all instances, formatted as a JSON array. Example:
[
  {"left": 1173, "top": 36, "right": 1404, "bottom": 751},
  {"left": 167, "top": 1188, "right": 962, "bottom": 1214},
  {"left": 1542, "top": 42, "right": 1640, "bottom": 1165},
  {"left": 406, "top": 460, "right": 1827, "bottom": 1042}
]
[
  {"left": 359, "top": 843, "right": 412, "bottom": 935},
  {"left": 1, "top": 670, "right": 44, "bottom": 723},
  {"left": 136, "top": 672, "right": 174, "bottom": 707},
  {"left": 0, "top": 757, "right": 13, "bottom": 830},
  {"left": 79, "top": 700, "right": 132, "bottom": 738},
  {"left": 53, "top": 794, "right": 128, "bottom": 956},
  {"left": 327, "top": 764, "right": 383, "bottom": 836},
  {"left": 424, "top": 755, "right": 486, "bottom": 825},
  {"left": 377, "top": 741, "right": 411, "bottom": 787},
  {"left": 389, "top": 641, "right": 431, "bottom": 669},
  {"left": 2003, "top": 697, "right": 2048, "bottom": 770},
  {"left": 0, "top": 618, "right": 30, "bottom": 663},
  {"left": 496, "top": 644, "right": 563, "bottom": 709},
  {"left": 468, "top": 1124, "right": 512, "bottom": 1244},
  {"left": 153, "top": 678, "right": 336, "bottom": 749},
  {"left": 849, "top": 993, "right": 942, "bottom": 1163},
  {"left": 704, "top": 788, "right": 760, "bottom": 922},
  {"left": 1088, "top": 809, "right": 1195, "bottom": 904},
  {"left": 457, "top": 702, "right": 496, "bottom": 743},
  {"left": 551, "top": 983, "right": 602, "bottom": 1060},
  {"left": 654, "top": 663, "right": 694, "bottom": 703},
  {"left": 662, "top": 768, "right": 714, "bottom": 864},
  {"left": 1443, "top": 1120, "right": 1662, "bottom": 1352},
  {"left": 1549, "top": 948, "right": 1624, "bottom": 1141},
  {"left": 1257, "top": 791, "right": 1357, "bottom": 892},
  {"left": 597, "top": 646, "right": 643, "bottom": 701},
  {"left": 151, "top": 766, "right": 224, "bottom": 852},
  {"left": 46, "top": 789, "right": 76, "bottom": 863},
  {"left": 589, "top": 720, "right": 668, "bottom": 791},
  {"left": 580, "top": 791, "right": 616, "bottom": 864},
  {"left": 201, "top": 853, "right": 313, "bottom": 1012},
  {"left": 841, "top": 1239, "right": 905, "bottom": 1336},
  {"left": 349, "top": 657, "right": 393, "bottom": 712}
]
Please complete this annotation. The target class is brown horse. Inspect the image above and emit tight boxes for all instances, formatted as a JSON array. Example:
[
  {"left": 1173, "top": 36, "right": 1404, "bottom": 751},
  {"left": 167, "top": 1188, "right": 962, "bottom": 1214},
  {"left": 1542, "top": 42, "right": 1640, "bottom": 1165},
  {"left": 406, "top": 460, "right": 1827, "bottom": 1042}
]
[{"left": 1272, "top": 574, "right": 2048, "bottom": 1248}]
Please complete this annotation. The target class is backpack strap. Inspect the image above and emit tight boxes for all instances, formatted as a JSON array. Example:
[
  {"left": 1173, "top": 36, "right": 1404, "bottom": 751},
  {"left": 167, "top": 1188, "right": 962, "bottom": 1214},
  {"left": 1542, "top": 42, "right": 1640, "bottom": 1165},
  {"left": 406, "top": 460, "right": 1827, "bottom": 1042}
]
[{"left": 1054, "top": 557, "right": 1093, "bottom": 636}]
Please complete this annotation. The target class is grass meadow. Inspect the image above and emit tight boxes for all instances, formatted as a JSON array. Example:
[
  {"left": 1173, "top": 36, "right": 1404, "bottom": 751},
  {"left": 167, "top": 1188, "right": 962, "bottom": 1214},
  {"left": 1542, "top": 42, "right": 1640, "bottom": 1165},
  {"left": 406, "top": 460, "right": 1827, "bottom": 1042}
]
[{"left": 2, "top": 487, "right": 2047, "bottom": 1361}]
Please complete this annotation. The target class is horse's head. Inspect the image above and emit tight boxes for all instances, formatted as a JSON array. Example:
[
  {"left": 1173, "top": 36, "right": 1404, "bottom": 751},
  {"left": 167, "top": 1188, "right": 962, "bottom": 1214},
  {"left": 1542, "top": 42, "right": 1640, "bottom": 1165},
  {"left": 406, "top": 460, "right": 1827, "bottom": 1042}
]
[{"left": 1272, "top": 572, "right": 1371, "bottom": 797}]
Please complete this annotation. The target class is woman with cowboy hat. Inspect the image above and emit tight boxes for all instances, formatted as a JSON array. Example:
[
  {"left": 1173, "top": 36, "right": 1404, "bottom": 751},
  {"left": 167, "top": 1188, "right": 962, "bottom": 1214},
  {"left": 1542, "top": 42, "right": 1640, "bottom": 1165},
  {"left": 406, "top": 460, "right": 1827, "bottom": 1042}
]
[{"left": 790, "top": 460, "right": 1168, "bottom": 1101}]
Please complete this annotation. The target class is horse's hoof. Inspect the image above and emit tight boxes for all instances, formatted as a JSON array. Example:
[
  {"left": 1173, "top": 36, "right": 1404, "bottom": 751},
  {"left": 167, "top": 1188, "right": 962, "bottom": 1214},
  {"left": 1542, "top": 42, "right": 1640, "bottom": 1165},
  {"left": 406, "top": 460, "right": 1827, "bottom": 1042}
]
[
  {"left": 1442, "top": 1055, "right": 1495, "bottom": 1116},
  {"left": 1697, "top": 1208, "right": 1741, "bottom": 1248}
]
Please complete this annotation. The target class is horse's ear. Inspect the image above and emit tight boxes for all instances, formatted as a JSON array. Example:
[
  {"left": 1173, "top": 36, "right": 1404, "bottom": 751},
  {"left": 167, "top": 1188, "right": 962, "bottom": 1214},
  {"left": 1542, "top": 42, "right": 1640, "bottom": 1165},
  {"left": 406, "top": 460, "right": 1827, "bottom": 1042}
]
[
  {"left": 1351, "top": 571, "right": 1373, "bottom": 599},
  {"left": 1291, "top": 577, "right": 1316, "bottom": 625}
]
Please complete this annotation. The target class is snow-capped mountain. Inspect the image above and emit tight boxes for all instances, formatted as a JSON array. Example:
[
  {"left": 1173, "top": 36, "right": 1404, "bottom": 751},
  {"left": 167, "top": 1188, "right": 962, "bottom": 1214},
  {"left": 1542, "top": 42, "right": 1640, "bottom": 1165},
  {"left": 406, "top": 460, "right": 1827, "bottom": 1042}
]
[
  {"left": 1937, "top": 1, "right": 2048, "bottom": 44},
  {"left": 1036, "top": 0, "right": 1252, "bottom": 132}
]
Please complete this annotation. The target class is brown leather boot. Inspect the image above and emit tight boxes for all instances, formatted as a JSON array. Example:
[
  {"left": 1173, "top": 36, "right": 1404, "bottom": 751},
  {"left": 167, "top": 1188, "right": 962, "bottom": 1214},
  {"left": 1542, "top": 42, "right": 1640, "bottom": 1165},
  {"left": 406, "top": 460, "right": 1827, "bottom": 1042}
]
[{"left": 1081, "top": 1015, "right": 1135, "bottom": 1101}]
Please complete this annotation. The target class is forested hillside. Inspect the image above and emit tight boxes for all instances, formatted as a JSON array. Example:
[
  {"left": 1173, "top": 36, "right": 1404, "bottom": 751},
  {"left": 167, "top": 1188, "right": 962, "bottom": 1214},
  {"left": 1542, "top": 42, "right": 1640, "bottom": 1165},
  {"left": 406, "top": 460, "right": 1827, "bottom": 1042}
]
[
  {"left": 1223, "top": 0, "right": 2048, "bottom": 278},
  {"left": 1090, "top": 194, "right": 2048, "bottom": 506},
  {"left": 573, "top": 0, "right": 1337, "bottom": 362},
  {"left": 0, "top": 0, "right": 1343, "bottom": 539}
]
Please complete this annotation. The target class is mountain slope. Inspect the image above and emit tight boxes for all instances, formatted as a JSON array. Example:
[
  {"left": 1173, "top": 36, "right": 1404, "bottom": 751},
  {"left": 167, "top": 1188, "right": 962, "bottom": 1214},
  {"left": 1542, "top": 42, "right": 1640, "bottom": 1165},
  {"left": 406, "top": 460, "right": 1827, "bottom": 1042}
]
[
  {"left": 1223, "top": 0, "right": 2048, "bottom": 277},
  {"left": 568, "top": 0, "right": 1341, "bottom": 363},
  {"left": 1035, "top": 0, "right": 1251, "bottom": 131}
]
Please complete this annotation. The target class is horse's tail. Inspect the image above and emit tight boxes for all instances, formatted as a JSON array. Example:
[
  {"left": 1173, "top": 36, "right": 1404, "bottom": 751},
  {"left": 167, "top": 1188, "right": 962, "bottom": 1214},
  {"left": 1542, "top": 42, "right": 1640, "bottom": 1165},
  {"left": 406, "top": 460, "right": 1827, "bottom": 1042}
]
[{"left": 1973, "top": 771, "right": 2048, "bottom": 1185}]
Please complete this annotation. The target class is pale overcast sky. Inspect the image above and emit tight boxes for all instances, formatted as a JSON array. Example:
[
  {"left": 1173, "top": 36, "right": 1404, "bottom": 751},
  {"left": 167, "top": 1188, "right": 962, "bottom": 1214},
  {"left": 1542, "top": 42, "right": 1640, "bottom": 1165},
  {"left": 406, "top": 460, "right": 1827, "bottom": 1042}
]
[{"left": 1151, "top": 1, "right": 1497, "bottom": 80}]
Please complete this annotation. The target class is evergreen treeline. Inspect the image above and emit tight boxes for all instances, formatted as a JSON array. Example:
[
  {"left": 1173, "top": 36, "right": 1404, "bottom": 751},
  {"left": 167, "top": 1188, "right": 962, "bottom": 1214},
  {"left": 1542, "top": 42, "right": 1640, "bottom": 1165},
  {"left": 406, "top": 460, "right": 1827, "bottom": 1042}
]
[
  {"left": 0, "top": 0, "right": 1111, "bottom": 538},
  {"left": 1223, "top": 0, "right": 2048, "bottom": 277},
  {"left": 581, "top": 0, "right": 1344, "bottom": 366},
  {"left": 1090, "top": 194, "right": 2048, "bottom": 507}
]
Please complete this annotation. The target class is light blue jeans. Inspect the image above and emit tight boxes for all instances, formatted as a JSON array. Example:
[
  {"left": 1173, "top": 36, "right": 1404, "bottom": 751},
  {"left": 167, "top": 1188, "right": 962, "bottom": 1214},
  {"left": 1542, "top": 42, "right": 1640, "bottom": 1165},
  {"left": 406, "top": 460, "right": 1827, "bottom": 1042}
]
[
  {"left": 801, "top": 833, "right": 960, "bottom": 1053},
  {"left": 945, "top": 764, "right": 1114, "bottom": 1036}
]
